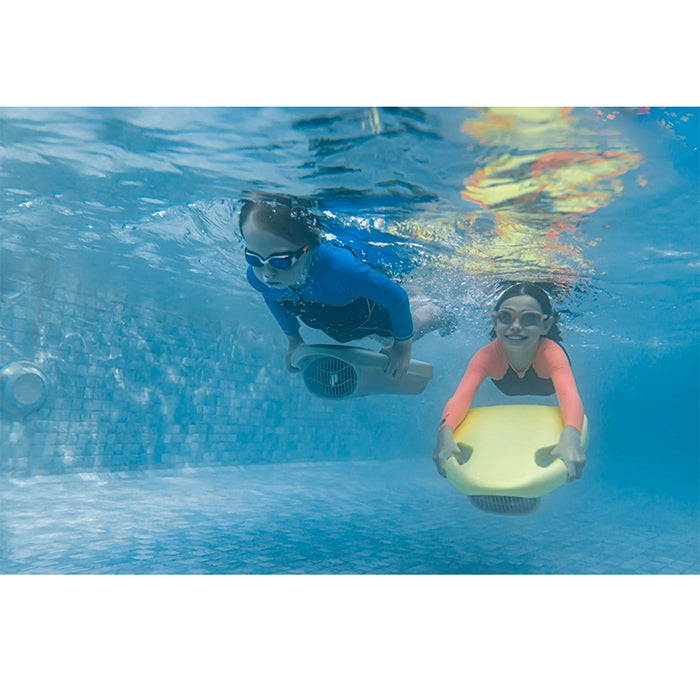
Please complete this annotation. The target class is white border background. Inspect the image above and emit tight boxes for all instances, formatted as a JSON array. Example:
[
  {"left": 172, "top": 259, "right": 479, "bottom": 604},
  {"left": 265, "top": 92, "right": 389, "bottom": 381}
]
[{"left": 2, "top": 3, "right": 698, "bottom": 697}]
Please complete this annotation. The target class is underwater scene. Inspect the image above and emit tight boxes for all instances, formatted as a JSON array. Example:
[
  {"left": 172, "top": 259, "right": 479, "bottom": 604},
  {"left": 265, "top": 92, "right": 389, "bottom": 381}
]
[{"left": 0, "top": 106, "right": 698, "bottom": 575}]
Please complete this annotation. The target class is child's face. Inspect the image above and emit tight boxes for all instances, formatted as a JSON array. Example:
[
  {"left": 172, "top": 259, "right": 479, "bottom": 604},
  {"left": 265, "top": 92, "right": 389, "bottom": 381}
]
[
  {"left": 242, "top": 219, "right": 310, "bottom": 289},
  {"left": 494, "top": 294, "right": 553, "bottom": 356}
]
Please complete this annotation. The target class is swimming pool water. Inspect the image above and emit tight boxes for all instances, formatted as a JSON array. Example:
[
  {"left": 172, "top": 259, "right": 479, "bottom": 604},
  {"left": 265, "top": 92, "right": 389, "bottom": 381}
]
[
  {"left": 1, "top": 460, "right": 697, "bottom": 574},
  {"left": 0, "top": 107, "right": 698, "bottom": 575}
]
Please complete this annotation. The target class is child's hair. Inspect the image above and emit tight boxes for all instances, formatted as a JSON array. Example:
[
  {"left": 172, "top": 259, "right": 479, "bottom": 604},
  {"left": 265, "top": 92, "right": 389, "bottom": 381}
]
[
  {"left": 490, "top": 282, "right": 563, "bottom": 342},
  {"left": 238, "top": 195, "right": 323, "bottom": 250}
]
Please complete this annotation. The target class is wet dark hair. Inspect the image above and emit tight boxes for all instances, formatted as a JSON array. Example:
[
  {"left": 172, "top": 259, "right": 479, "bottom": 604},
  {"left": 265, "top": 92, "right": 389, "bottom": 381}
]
[
  {"left": 490, "top": 282, "right": 563, "bottom": 342},
  {"left": 238, "top": 195, "right": 323, "bottom": 250}
]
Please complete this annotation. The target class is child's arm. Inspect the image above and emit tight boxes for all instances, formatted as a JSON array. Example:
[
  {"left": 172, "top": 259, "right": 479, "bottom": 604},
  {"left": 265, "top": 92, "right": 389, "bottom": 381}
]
[
  {"left": 247, "top": 266, "right": 301, "bottom": 336},
  {"left": 440, "top": 347, "right": 492, "bottom": 430},
  {"left": 540, "top": 341, "right": 586, "bottom": 479},
  {"left": 336, "top": 256, "right": 414, "bottom": 346},
  {"left": 432, "top": 348, "right": 492, "bottom": 475},
  {"left": 432, "top": 425, "right": 461, "bottom": 477},
  {"left": 347, "top": 265, "right": 414, "bottom": 377},
  {"left": 547, "top": 354, "right": 584, "bottom": 432},
  {"left": 380, "top": 337, "right": 412, "bottom": 378},
  {"left": 284, "top": 332, "right": 305, "bottom": 373},
  {"left": 551, "top": 426, "right": 586, "bottom": 480},
  {"left": 263, "top": 301, "right": 306, "bottom": 373}
]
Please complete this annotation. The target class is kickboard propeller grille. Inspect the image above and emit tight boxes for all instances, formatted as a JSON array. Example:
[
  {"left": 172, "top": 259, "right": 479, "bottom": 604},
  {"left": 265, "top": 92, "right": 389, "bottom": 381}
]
[
  {"left": 302, "top": 356, "right": 358, "bottom": 399},
  {"left": 468, "top": 495, "right": 540, "bottom": 515}
]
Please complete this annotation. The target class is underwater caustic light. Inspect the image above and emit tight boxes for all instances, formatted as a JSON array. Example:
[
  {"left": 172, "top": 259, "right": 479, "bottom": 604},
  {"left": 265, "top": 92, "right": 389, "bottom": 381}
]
[{"left": 0, "top": 361, "right": 49, "bottom": 416}]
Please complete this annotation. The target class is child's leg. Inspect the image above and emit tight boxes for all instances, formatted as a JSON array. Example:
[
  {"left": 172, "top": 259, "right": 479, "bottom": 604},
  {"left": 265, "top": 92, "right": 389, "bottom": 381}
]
[
  {"left": 401, "top": 274, "right": 458, "bottom": 340},
  {"left": 410, "top": 300, "right": 445, "bottom": 340}
]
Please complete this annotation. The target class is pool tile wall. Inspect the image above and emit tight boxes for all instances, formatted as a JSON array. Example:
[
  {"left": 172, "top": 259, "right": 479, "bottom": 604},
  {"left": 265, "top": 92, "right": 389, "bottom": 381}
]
[{"left": 0, "top": 262, "right": 432, "bottom": 477}]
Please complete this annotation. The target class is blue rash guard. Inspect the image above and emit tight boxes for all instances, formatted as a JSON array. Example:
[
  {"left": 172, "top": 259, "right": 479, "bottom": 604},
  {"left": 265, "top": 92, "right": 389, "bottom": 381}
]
[{"left": 246, "top": 243, "right": 414, "bottom": 344}]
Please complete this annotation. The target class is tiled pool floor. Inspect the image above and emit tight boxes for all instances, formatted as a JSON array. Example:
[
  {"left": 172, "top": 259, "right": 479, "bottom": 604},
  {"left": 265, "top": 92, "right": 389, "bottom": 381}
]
[{"left": 1, "top": 460, "right": 698, "bottom": 574}]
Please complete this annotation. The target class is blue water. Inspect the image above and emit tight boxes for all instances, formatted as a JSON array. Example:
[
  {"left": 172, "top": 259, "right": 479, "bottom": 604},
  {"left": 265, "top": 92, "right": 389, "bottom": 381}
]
[{"left": 1, "top": 106, "right": 698, "bottom": 575}]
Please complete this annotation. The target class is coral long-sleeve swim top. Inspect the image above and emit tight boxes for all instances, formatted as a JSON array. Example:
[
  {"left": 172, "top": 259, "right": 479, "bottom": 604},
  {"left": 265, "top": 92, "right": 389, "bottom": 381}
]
[{"left": 439, "top": 338, "right": 585, "bottom": 432}]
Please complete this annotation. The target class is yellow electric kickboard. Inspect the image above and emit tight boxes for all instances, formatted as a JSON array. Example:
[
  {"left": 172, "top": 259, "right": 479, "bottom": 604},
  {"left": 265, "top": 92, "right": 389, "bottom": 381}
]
[{"left": 445, "top": 405, "right": 589, "bottom": 498}]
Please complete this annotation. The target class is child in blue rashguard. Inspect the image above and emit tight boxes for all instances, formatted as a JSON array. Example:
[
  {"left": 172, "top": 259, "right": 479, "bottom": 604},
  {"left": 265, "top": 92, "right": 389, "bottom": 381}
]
[{"left": 239, "top": 198, "right": 443, "bottom": 379}]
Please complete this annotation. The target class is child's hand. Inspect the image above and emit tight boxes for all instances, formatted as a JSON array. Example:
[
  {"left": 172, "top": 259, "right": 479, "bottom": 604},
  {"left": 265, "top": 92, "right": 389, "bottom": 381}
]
[
  {"left": 380, "top": 339, "right": 412, "bottom": 378},
  {"left": 432, "top": 427, "right": 461, "bottom": 478},
  {"left": 285, "top": 333, "right": 305, "bottom": 373},
  {"left": 551, "top": 425, "right": 587, "bottom": 480}
]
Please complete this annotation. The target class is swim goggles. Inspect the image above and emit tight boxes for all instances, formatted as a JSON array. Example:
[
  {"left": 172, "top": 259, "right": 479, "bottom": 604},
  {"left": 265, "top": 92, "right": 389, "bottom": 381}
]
[
  {"left": 244, "top": 245, "right": 308, "bottom": 270},
  {"left": 493, "top": 309, "right": 549, "bottom": 327}
]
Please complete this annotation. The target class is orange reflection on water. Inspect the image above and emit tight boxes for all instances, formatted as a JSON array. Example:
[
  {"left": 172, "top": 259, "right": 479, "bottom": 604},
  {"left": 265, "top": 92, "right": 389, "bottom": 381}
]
[{"left": 456, "top": 107, "right": 642, "bottom": 285}]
